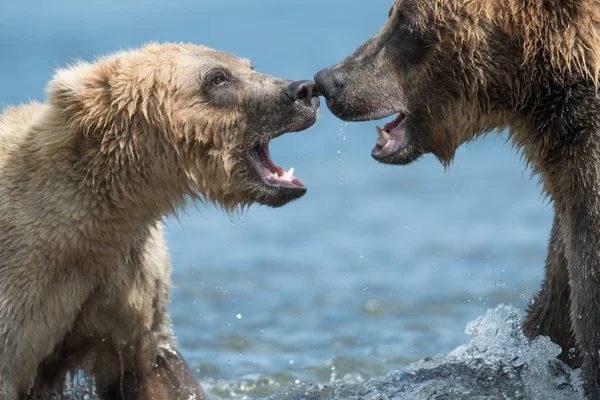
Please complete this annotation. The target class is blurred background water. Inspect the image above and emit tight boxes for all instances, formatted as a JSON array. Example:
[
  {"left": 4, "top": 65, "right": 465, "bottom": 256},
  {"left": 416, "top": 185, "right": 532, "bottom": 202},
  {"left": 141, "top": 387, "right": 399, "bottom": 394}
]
[{"left": 0, "top": 1, "right": 553, "bottom": 398}]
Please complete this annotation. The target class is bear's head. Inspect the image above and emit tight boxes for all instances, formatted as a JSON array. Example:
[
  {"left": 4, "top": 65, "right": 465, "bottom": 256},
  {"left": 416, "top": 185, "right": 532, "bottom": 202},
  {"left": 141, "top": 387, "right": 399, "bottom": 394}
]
[
  {"left": 47, "top": 43, "right": 319, "bottom": 211},
  {"left": 315, "top": 0, "right": 600, "bottom": 166}
]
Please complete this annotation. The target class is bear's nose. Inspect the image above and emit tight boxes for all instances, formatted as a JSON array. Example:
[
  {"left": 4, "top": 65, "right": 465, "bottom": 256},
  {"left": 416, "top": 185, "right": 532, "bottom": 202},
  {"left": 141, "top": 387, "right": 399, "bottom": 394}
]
[
  {"left": 285, "top": 80, "right": 316, "bottom": 107},
  {"left": 314, "top": 68, "right": 345, "bottom": 100}
]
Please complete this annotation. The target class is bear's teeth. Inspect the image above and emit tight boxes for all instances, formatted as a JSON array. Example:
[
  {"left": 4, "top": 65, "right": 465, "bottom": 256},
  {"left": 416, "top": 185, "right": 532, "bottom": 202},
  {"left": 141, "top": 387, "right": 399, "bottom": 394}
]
[
  {"left": 281, "top": 168, "right": 294, "bottom": 181},
  {"left": 376, "top": 126, "right": 390, "bottom": 146}
]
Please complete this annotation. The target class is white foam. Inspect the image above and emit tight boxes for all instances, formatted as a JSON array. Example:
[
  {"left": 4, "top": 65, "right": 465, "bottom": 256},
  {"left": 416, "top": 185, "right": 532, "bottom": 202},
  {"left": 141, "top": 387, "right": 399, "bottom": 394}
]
[{"left": 267, "top": 305, "right": 583, "bottom": 400}]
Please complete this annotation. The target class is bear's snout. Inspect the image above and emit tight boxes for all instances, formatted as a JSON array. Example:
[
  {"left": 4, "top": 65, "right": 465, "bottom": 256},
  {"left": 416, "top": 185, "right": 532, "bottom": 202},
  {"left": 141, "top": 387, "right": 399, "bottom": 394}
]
[
  {"left": 314, "top": 68, "right": 345, "bottom": 101},
  {"left": 285, "top": 80, "right": 317, "bottom": 107}
]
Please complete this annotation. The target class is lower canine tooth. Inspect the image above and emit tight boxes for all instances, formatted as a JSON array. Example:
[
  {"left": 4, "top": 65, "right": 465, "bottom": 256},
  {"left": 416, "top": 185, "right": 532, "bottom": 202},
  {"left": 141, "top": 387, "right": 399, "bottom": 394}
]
[
  {"left": 282, "top": 168, "right": 294, "bottom": 181},
  {"left": 376, "top": 126, "right": 391, "bottom": 147},
  {"left": 376, "top": 126, "right": 391, "bottom": 141}
]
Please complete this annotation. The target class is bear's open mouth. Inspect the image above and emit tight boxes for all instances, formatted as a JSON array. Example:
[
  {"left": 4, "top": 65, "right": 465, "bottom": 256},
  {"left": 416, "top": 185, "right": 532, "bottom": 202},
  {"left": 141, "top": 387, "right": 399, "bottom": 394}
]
[
  {"left": 248, "top": 141, "right": 305, "bottom": 190},
  {"left": 372, "top": 113, "right": 408, "bottom": 159}
]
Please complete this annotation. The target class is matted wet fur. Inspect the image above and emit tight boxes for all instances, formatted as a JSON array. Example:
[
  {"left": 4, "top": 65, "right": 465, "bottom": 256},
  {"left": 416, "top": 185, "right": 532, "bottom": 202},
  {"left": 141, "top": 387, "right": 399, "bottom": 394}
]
[
  {"left": 314, "top": 0, "right": 600, "bottom": 398},
  {"left": 0, "top": 42, "right": 318, "bottom": 399}
]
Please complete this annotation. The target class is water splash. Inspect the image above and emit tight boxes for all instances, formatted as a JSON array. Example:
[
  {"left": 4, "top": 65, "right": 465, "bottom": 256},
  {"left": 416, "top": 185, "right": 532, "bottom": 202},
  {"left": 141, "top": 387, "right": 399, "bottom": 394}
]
[
  {"left": 49, "top": 306, "right": 583, "bottom": 400},
  {"left": 264, "top": 305, "right": 582, "bottom": 400}
]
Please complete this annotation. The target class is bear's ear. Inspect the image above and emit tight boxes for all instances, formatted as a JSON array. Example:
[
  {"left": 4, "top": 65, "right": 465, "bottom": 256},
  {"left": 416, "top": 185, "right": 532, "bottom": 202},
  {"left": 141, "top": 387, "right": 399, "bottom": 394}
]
[{"left": 46, "top": 60, "right": 114, "bottom": 130}]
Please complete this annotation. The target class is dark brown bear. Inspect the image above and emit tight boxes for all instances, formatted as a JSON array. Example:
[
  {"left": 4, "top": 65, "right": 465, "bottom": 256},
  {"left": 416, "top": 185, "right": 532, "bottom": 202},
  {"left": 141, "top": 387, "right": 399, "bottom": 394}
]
[{"left": 314, "top": 0, "right": 600, "bottom": 398}]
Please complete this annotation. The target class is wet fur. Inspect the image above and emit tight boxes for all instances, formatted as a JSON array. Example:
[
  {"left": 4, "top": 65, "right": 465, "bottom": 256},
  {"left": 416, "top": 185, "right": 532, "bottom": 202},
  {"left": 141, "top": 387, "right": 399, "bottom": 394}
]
[{"left": 315, "top": 0, "right": 600, "bottom": 397}]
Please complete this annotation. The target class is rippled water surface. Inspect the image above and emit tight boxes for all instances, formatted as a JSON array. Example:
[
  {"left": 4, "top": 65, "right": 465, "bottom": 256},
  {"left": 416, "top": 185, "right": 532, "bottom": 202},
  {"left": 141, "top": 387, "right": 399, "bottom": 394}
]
[{"left": 1, "top": 0, "right": 556, "bottom": 398}]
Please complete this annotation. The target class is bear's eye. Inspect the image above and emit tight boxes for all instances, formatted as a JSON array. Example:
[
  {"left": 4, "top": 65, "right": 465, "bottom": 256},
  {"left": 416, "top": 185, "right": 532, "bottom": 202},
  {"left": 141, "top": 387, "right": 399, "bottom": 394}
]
[
  {"left": 212, "top": 74, "right": 227, "bottom": 87},
  {"left": 394, "top": 11, "right": 415, "bottom": 34},
  {"left": 207, "top": 70, "right": 229, "bottom": 87},
  {"left": 396, "top": 11, "right": 409, "bottom": 25}
]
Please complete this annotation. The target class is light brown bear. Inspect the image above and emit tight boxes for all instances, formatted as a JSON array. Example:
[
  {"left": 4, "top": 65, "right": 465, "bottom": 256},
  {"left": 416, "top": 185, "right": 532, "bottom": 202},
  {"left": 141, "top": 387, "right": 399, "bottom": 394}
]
[
  {"left": 315, "top": 0, "right": 600, "bottom": 398},
  {"left": 0, "top": 43, "right": 319, "bottom": 399}
]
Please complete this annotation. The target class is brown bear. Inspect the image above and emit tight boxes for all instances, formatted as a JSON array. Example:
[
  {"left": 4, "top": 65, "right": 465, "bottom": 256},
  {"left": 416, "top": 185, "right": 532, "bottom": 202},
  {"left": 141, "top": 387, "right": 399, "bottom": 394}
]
[
  {"left": 0, "top": 42, "right": 319, "bottom": 399},
  {"left": 314, "top": 0, "right": 600, "bottom": 398}
]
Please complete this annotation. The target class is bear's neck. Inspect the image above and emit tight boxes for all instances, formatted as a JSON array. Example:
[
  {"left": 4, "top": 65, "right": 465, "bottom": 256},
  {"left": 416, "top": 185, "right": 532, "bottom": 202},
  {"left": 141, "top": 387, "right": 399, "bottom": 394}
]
[
  {"left": 509, "top": 72, "right": 600, "bottom": 204},
  {"left": 20, "top": 115, "right": 194, "bottom": 249}
]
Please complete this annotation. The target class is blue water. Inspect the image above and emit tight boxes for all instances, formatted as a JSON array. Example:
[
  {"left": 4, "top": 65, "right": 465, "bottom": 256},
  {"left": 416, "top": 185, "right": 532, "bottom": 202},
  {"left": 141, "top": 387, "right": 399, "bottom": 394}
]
[{"left": 0, "top": 1, "right": 553, "bottom": 398}]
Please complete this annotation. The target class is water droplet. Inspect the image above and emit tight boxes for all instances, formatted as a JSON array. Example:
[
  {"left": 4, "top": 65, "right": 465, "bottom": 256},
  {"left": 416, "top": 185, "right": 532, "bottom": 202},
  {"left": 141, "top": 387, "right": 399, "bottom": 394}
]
[
  {"left": 494, "top": 278, "right": 505, "bottom": 287},
  {"left": 294, "top": 379, "right": 300, "bottom": 384},
  {"left": 236, "top": 313, "right": 242, "bottom": 319},
  {"left": 337, "top": 122, "right": 348, "bottom": 184},
  {"left": 289, "top": 359, "right": 294, "bottom": 365},
  {"left": 365, "top": 299, "right": 380, "bottom": 313}
]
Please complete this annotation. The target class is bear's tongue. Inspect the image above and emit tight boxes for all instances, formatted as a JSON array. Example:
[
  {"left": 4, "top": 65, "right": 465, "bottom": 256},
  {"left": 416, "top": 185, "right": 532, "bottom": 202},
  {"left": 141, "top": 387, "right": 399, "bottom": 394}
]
[
  {"left": 372, "top": 114, "right": 408, "bottom": 158},
  {"left": 250, "top": 142, "right": 304, "bottom": 189}
]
